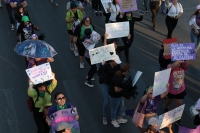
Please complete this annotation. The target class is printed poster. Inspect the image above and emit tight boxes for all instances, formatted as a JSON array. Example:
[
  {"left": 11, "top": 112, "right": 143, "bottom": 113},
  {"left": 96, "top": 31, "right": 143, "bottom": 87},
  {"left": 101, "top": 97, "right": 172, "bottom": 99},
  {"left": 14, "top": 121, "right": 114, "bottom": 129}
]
[
  {"left": 25, "top": 63, "right": 53, "bottom": 85},
  {"left": 105, "top": 22, "right": 129, "bottom": 39},
  {"left": 50, "top": 108, "right": 80, "bottom": 133},
  {"left": 119, "top": 0, "right": 138, "bottom": 12},
  {"left": 89, "top": 43, "right": 116, "bottom": 64}
]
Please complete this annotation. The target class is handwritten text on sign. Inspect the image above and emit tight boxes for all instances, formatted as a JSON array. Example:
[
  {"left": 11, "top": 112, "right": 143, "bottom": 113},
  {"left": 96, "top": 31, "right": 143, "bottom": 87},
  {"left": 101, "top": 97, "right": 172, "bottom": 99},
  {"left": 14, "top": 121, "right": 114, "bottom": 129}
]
[
  {"left": 106, "top": 22, "right": 129, "bottom": 39},
  {"left": 89, "top": 43, "right": 116, "bottom": 65},
  {"left": 25, "top": 63, "right": 53, "bottom": 85},
  {"left": 158, "top": 104, "right": 185, "bottom": 129},
  {"left": 171, "top": 43, "right": 196, "bottom": 61},
  {"left": 101, "top": 0, "right": 111, "bottom": 13},
  {"left": 50, "top": 108, "right": 80, "bottom": 133},
  {"left": 152, "top": 68, "right": 171, "bottom": 97},
  {"left": 119, "top": 0, "right": 138, "bottom": 12}
]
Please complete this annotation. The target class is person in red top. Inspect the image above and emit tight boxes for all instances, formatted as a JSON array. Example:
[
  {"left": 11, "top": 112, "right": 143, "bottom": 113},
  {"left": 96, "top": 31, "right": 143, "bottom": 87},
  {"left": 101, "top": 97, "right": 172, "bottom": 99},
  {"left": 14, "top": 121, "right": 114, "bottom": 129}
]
[{"left": 163, "top": 60, "right": 191, "bottom": 125}]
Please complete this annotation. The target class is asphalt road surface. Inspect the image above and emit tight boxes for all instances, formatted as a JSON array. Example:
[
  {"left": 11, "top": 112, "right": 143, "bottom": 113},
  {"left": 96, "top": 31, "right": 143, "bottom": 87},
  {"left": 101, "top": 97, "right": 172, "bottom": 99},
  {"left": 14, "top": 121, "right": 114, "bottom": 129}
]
[{"left": 0, "top": 0, "right": 200, "bottom": 133}]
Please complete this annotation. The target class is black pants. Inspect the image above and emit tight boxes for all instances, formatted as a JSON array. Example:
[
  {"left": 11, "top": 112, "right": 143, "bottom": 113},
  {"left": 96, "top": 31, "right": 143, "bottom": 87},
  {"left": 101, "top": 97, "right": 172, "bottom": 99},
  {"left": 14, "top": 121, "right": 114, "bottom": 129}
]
[
  {"left": 150, "top": 1, "right": 160, "bottom": 27},
  {"left": 165, "top": 15, "right": 178, "bottom": 38},
  {"left": 120, "top": 36, "right": 134, "bottom": 59},
  {"left": 105, "top": 12, "right": 111, "bottom": 23},
  {"left": 33, "top": 108, "right": 50, "bottom": 133},
  {"left": 5, "top": 4, "right": 15, "bottom": 24},
  {"left": 85, "top": 57, "right": 97, "bottom": 81},
  {"left": 93, "top": 0, "right": 102, "bottom": 11}
]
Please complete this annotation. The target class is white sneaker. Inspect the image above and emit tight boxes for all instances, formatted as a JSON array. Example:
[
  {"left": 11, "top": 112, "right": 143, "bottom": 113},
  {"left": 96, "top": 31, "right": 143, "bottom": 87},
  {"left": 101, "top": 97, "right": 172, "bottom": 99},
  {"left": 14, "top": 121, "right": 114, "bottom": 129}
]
[
  {"left": 70, "top": 43, "right": 74, "bottom": 51},
  {"left": 86, "top": 75, "right": 95, "bottom": 81},
  {"left": 80, "top": 62, "right": 84, "bottom": 69},
  {"left": 85, "top": 81, "right": 94, "bottom": 87},
  {"left": 11, "top": 25, "right": 15, "bottom": 31},
  {"left": 103, "top": 117, "right": 108, "bottom": 125},
  {"left": 0, "top": 3, "right": 2, "bottom": 7},
  {"left": 117, "top": 118, "right": 128, "bottom": 124},
  {"left": 74, "top": 49, "right": 79, "bottom": 56},
  {"left": 111, "top": 120, "right": 120, "bottom": 128}
]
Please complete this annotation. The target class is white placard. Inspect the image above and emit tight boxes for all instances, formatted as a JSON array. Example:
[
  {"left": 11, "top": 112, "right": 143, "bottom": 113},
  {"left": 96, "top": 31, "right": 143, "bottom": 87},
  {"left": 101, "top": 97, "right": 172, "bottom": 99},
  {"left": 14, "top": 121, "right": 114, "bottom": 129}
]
[
  {"left": 101, "top": 0, "right": 111, "bottom": 13},
  {"left": 132, "top": 71, "right": 142, "bottom": 86},
  {"left": 152, "top": 68, "right": 171, "bottom": 97},
  {"left": 25, "top": 63, "right": 53, "bottom": 85},
  {"left": 83, "top": 31, "right": 100, "bottom": 50},
  {"left": 105, "top": 22, "right": 129, "bottom": 39},
  {"left": 158, "top": 104, "right": 185, "bottom": 129},
  {"left": 89, "top": 43, "right": 116, "bottom": 65}
]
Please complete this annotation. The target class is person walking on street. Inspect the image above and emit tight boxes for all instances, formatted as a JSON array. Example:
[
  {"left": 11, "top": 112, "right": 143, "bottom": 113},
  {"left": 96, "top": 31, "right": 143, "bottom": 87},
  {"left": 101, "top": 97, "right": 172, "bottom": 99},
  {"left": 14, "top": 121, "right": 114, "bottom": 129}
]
[
  {"left": 165, "top": 0, "right": 183, "bottom": 38},
  {"left": 4, "top": 0, "right": 16, "bottom": 30},
  {"left": 107, "top": 0, "right": 120, "bottom": 23},
  {"left": 93, "top": 0, "right": 102, "bottom": 16},
  {"left": 143, "top": 0, "right": 149, "bottom": 13},
  {"left": 189, "top": 4, "right": 200, "bottom": 51}
]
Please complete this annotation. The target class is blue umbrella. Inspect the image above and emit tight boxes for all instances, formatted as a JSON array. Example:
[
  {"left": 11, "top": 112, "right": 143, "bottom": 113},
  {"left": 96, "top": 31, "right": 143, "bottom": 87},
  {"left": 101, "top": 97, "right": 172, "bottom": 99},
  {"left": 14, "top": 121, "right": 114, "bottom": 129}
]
[{"left": 14, "top": 40, "right": 57, "bottom": 58}]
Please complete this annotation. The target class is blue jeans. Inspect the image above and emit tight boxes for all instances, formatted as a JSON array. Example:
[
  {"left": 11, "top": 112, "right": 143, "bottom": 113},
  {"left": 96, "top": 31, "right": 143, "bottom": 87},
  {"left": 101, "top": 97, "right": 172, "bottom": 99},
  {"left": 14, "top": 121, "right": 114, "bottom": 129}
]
[
  {"left": 144, "top": 0, "right": 149, "bottom": 11},
  {"left": 109, "top": 96, "right": 123, "bottom": 120},
  {"left": 190, "top": 29, "right": 200, "bottom": 51},
  {"left": 161, "top": 1, "right": 165, "bottom": 11},
  {"left": 103, "top": 84, "right": 110, "bottom": 116}
]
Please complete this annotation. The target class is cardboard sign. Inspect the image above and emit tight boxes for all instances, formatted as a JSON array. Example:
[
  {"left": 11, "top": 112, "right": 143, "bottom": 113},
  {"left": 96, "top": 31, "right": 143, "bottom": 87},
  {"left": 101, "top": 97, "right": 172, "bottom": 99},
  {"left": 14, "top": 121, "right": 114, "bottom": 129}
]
[
  {"left": 158, "top": 104, "right": 185, "bottom": 129},
  {"left": 50, "top": 108, "right": 80, "bottom": 133},
  {"left": 171, "top": 43, "right": 196, "bottom": 61},
  {"left": 178, "top": 125, "right": 200, "bottom": 133},
  {"left": 89, "top": 43, "right": 116, "bottom": 64},
  {"left": 152, "top": 68, "right": 171, "bottom": 97},
  {"left": 119, "top": 0, "right": 138, "bottom": 12},
  {"left": 25, "top": 63, "right": 53, "bottom": 85},
  {"left": 101, "top": 0, "right": 111, "bottom": 13},
  {"left": 163, "top": 38, "right": 177, "bottom": 59},
  {"left": 132, "top": 71, "right": 142, "bottom": 86},
  {"left": 106, "top": 22, "right": 129, "bottom": 39}
]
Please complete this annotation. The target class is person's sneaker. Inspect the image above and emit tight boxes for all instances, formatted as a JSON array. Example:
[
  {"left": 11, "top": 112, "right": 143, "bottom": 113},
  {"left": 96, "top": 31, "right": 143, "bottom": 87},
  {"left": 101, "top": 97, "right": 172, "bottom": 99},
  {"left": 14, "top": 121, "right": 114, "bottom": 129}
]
[
  {"left": 0, "top": 3, "right": 2, "bottom": 8},
  {"left": 94, "top": 11, "right": 98, "bottom": 16},
  {"left": 145, "top": 10, "right": 148, "bottom": 13},
  {"left": 85, "top": 81, "right": 94, "bottom": 87},
  {"left": 74, "top": 49, "right": 79, "bottom": 56},
  {"left": 99, "top": 11, "right": 102, "bottom": 16},
  {"left": 163, "top": 106, "right": 169, "bottom": 113},
  {"left": 70, "top": 43, "right": 74, "bottom": 51},
  {"left": 121, "top": 112, "right": 126, "bottom": 117},
  {"left": 11, "top": 25, "right": 15, "bottom": 31},
  {"left": 117, "top": 118, "right": 128, "bottom": 124},
  {"left": 80, "top": 62, "right": 84, "bottom": 69},
  {"left": 103, "top": 117, "right": 108, "bottom": 125},
  {"left": 111, "top": 120, "right": 120, "bottom": 128},
  {"left": 86, "top": 75, "right": 95, "bottom": 81}
]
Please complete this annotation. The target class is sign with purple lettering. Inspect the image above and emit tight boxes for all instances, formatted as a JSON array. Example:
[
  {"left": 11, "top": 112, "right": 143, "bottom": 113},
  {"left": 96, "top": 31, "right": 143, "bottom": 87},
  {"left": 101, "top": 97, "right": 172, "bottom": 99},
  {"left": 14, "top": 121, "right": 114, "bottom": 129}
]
[
  {"left": 170, "top": 43, "right": 196, "bottom": 61},
  {"left": 50, "top": 108, "right": 80, "bottom": 133},
  {"left": 178, "top": 125, "right": 200, "bottom": 133},
  {"left": 118, "top": 0, "right": 138, "bottom": 12},
  {"left": 25, "top": 63, "right": 53, "bottom": 85}
]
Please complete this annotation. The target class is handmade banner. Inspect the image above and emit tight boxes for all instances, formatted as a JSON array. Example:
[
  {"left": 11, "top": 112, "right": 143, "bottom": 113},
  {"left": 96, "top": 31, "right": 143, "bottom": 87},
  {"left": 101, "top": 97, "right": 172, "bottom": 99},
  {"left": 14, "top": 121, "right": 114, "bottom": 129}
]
[
  {"left": 178, "top": 125, "right": 200, "bottom": 133},
  {"left": 158, "top": 104, "right": 185, "bottom": 129},
  {"left": 105, "top": 22, "right": 129, "bottom": 39},
  {"left": 50, "top": 108, "right": 80, "bottom": 133},
  {"left": 89, "top": 43, "right": 116, "bottom": 64},
  {"left": 101, "top": 0, "right": 111, "bottom": 13},
  {"left": 83, "top": 31, "right": 101, "bottom": 50},
  {"left": 132, "top": 71, "right": 142, "bottom": 86},
  {"left": 118, "top": 0, "right": 138, "bottom": 12},
  {"left": 25, "top": 63, "right": 53, "bottom": 85},
  {"left": 163, "top": 38, "right": 177, "bottom": 59},
  {"left": 152, "top": 68, "right": 171, "bottom": 97},
  {"left": 171, "top": 43, "right": 196, "bottom": 61}
]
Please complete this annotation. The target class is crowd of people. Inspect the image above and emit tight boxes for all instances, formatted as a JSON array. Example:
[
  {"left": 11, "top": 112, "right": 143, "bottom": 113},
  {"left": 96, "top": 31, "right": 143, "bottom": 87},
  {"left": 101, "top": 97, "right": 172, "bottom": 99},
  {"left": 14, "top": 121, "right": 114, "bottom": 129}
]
[{"left": 1, "top": 0, "right": 200, "bottom": 133}]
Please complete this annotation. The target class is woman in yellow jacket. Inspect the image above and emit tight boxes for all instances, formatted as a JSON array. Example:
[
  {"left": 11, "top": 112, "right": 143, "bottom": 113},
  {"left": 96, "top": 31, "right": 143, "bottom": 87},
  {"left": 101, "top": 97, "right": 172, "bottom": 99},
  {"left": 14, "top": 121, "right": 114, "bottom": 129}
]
[{"left": 28, "top": 72, "right": 57, "bottom": 133}]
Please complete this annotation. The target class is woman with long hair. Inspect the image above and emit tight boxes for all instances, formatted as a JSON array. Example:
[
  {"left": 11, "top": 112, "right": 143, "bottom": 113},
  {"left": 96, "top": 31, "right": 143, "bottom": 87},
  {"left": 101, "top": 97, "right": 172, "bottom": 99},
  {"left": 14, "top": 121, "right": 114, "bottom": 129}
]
[{"left": 107, "top": 0, "right": 120, "bottom": 23}]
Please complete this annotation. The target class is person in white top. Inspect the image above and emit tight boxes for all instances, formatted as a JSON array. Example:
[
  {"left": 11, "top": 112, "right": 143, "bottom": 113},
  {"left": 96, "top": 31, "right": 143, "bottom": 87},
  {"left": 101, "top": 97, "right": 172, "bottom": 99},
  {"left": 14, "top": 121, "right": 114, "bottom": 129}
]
[
  {"left": 189, "top": 4, "right": 200, "bottom": 51},
  {"left": 165, "top": 0, "right": 183, "bottom": 38},
  {"left": 107, "top": 0, "right": 120, "bottom": 22}
]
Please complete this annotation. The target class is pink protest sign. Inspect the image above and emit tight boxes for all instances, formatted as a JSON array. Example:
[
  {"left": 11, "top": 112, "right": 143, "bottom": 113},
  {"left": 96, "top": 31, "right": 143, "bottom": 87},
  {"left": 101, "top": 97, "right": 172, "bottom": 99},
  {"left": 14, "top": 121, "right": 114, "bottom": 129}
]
[
  {"left": 50, "top": 108, "right": 80, "bottom": 133},
  {"left": 178, "top": 125, "right": 200, "bottom": 133}
]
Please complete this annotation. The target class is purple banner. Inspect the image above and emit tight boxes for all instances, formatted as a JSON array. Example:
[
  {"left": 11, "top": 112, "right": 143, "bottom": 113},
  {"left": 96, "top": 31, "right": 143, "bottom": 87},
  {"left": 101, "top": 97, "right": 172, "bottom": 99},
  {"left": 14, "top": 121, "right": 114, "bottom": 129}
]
[
  {"left": 50, "top": 108, "right": 80, "bottom": 133},
  {"left": 178, "top": 125, "right": 200, "bottom": 133},
  {"left": 118, "top": 0, "right": 138, "bottom": 12},
  {"left": 170, "top": 43, "right": 196, "bottom": 61}
]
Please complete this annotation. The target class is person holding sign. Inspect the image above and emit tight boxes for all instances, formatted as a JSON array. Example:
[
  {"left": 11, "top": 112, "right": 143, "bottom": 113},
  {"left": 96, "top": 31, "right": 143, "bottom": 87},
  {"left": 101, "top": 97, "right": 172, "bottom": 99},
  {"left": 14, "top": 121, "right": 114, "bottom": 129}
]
[
  {"left": 107, "top": 0, "right": 121, "bottom": 22},
  {"left": 140, "top": 117, "right": 173, "bottom": 133},
  {"left": 189, "top": 4, "right": 200, "bottom": 51},
  {"left": 164, "top": 60, "right": 191, "bottom": 125},
  {"left": 28, "top": 72, "right": 57, "bottom": 133}
]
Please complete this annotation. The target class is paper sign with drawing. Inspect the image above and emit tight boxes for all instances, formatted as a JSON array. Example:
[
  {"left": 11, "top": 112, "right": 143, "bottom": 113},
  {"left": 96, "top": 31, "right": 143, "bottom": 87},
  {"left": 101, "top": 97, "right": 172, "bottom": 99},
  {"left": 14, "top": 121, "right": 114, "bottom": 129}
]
[
  {"left": 25, "top": 63, "right": 53, "bottom": 85},
  {"left": 152, "top": 68, "right": 171, "bottom": 97},
  {"left": 89, "top": 44, "right": 116, "bottom": 64},
  {"left": 105, "top": 22, "right": 129, "bottom": 39},
  {"left": 83, "top": 31, "right": 101, "bottom": 50},
  {"left": 118, "top": 0, "right": 138, "bottom": 12}
]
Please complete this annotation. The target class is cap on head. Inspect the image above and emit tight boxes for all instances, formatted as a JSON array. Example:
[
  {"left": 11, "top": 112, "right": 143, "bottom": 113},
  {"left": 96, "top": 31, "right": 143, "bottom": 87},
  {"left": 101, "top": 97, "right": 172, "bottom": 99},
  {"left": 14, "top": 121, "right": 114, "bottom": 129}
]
[
  {"left": 56, "top": 122, "right": 73, "bottom": 131},
  {"left": 70, "top": 2, "right": 77, "bottom": 9},
  {"left": 21, "top": 16, "right": 30, "bottom": 22},
  {"left": 196, "top": 4, "right": 200, "bottom": 10},
  {"left": 148, "top": 117, "right": 158, "bottom": 126}
]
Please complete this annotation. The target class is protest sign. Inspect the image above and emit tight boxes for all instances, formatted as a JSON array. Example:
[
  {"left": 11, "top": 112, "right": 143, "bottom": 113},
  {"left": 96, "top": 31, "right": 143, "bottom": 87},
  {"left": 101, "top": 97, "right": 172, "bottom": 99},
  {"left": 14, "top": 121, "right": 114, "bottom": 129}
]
[
  {"left": 25, "top": 63, "right": 53, "bottom": 85},
  {"left": 50, "top": 108, "right": 80, "bottom": 133},
  {"left": 89, "top": 43, "right": 116, "bottom": 64},
  {"left": 178, "top": 125, "right": 200, "bottom": 133},
  {"left": 106, "top": 22, "right": 129, "bottom": 39},
  {"left": 163, "top": 38, "right": 177, "bottom": 59},
  {"left": 101, "top": 0, "right": 111, "bottom": 13},
  {"left": 152, "top": 68, "right": 171, "bottom": 97},
  {"left": 132, "top": 71, "right": 142, "bottom": 86},
  {"left": 118, "top": 0, "right": 138, "bottom": 12},
  {"left": 83, "top": 31, "right": 100, "bottom": 50},
  {"left": 72, "top": 19, "right": 80, "bottom": 33},
  {"left": 171, "top": 43, "right": 196, "bottom": 61},
  {"left": 158, "top": 104, "right": 185, "bottom": 129}
]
